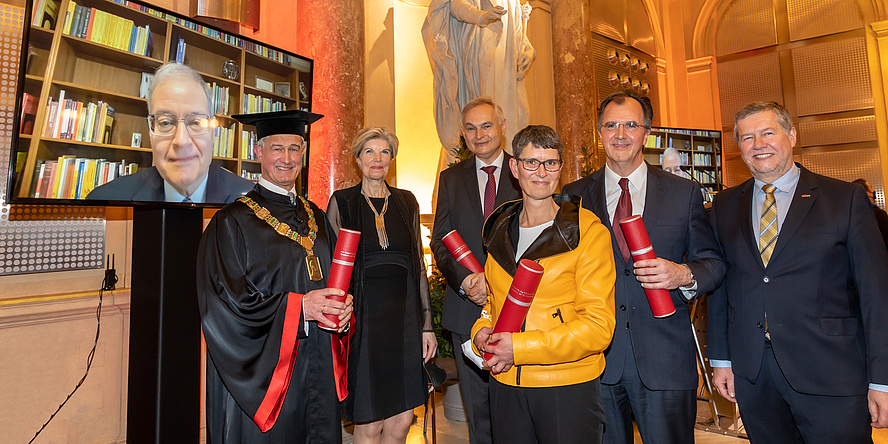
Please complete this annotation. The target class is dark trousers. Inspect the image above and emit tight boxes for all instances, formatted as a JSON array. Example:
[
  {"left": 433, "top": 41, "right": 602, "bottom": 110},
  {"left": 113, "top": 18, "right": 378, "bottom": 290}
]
[
  {"left": 489, "top": 377, "right": 605, "bottom": 444},
  {"left": 452, "top": 332, "right": 493, "bottom": 444},
  {"left": 735, "top": 343, "right": 873, "bottom": 444},
  {"left": 601, "top": 338, "right": 695, "bottom": 444}
]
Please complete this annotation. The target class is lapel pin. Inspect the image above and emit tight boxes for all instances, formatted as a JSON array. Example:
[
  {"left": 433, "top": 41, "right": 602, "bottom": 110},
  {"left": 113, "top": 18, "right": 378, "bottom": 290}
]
[{"left": 801, "top": 194, "right": 811, "bottom": 198}]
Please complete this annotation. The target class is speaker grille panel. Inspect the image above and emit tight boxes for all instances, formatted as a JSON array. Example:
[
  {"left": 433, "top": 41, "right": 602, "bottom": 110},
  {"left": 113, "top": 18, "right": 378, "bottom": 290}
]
[
  {"left": 589, "top": 0, "right": 625, "bottom": 45},
  {"left": 0, "top": 3, "right": 106, "bottom": 276},
  {"left": 798, "top": 115, "right": 877, "bottom": 147},
  {"left": 717, "top": 52, "right": 783, "bottom": 128},
  {"left": 716, "top": 0, "right": 778, "bottom": 57},
  {"left": 802, "top": 148, "right": 884, "bottom": 209},
  {"left": 792, "top": 36, "right": 873, "bottom": 116},
  {"left": 787, "top": 0, "right": 863, "bottom": 42}
]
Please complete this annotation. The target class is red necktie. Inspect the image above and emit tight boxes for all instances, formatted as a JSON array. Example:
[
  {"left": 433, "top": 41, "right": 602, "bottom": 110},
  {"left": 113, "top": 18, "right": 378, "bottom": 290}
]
[
  {"left": 482, "top": 165, "right": 497, "bottom": 220},
  {"left": 614, "top": 178, "right": 632, "bottom": 262}
]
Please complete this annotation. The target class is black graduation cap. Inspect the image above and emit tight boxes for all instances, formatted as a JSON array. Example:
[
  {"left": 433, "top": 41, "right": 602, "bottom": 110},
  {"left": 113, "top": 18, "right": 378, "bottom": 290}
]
[{"left": 231, "top": 109, "right": 323, "bottom": 139}]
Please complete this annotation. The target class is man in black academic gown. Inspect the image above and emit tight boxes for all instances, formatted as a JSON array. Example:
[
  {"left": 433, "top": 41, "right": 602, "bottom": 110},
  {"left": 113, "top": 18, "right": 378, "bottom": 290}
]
[{"left": 197, "top": 109, "right": 355, "bottom": 443}]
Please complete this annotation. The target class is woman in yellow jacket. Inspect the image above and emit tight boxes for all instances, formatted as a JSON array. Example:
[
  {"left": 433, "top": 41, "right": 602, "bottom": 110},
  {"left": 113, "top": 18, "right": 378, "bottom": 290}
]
[{"left": 472, "top": 125, "right": 616, "bottom": 444}]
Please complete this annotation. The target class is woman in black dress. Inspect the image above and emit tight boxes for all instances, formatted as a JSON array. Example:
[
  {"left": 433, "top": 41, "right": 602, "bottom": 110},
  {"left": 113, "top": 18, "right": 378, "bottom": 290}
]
[{"left": 327, "top": 127, "right": 436, "bottom": 443}]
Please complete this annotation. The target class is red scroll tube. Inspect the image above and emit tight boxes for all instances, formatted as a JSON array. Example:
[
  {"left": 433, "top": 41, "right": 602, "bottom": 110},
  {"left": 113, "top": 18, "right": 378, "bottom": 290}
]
[
  {"left": 618, "top": 215, "right": 676, "bottom": 318},
  {"left": 442, "top": 230, "right": 484, "bottom": 273},
  {"left": 321, "top": 228, "right": 361, "bottom": 330},
  {"left": 484, "top": 259, "right": 544, "bottom": 361}
]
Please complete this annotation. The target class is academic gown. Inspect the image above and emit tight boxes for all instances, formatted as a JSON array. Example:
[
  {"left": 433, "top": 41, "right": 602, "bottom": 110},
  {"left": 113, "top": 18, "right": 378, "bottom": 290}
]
[{"left": 197, "top": 185, "right": 349, "bottom": 443}]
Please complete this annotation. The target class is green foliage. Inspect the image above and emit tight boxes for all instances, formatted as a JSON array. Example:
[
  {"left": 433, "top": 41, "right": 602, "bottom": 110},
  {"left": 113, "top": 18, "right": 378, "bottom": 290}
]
[
  {"left": 579, "top": 145, "right": 596, "bottom": 178},
  {"left": 429, "top": 265, "right": 455, "bottom": 359},
  {"left": 447, "top": 135, "right": 474, "bottom": 168}
]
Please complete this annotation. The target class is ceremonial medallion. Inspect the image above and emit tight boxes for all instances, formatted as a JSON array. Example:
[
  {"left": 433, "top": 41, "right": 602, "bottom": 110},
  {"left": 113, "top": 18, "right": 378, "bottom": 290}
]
[{"left": 306, "top": 254, "right": 323, "bottom": 281}]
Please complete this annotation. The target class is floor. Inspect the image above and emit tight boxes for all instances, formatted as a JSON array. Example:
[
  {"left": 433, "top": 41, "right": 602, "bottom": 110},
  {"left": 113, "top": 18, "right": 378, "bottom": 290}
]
[{"left": 343, "top": 395, "right": 750, "bottom": 444}]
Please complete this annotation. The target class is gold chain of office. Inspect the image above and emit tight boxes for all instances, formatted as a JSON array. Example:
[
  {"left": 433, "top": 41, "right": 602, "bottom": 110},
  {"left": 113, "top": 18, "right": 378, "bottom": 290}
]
[{"left": 237, "top": 195, "right": 317, "bottom": 252}]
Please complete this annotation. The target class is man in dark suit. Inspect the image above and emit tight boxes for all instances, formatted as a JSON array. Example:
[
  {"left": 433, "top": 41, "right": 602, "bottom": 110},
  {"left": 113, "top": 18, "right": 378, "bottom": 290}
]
[
  {"left": 431, "top": 96, "right": 521, "bottom": 444},
  {"left": 562, "top": 90, "right": 724, "bottom": 444},
  {"left": 87, "top": 164, "right": 253, "bottom": 203},
  {"left": 708, "top": 101, "right": 888, "bottom": 442},
  {"left": 87, "top": 62, "right": 253, "bottom": 203}
]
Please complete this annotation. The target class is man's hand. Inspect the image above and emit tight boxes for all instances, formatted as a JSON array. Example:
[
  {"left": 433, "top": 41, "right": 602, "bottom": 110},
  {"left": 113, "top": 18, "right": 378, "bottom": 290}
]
[
  {"left": 473, "top": 326, "right": 492, "bottom": 353},
  {"left": 304, "top": 288, "right": 354, "bottom": 332},
  {"left": 479, "top": 5, "right": 506, "bottom": 26},
  {"left": 480, "top": 332, "right": 514, "bottom": 374},
  {"left": 712, "top": 366, "right": 737, "bottom": 403},
  {"left": 633, "top": 258, "right": 694, "bottom": 290},
  {"left": 422, "top": 332, "right": 438, "bottom": 363},
  {"left": 869, "top": 389, "right": 888, "bottom": 428},
  {"left": 461, "top": 272, "right": 488, "bottom": 306}
]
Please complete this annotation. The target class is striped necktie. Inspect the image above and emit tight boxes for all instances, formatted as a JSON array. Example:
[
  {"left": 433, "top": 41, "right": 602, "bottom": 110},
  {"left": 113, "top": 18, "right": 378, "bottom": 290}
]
[{"left": 759, "top": 184, "right": 778, "bottom": 266}]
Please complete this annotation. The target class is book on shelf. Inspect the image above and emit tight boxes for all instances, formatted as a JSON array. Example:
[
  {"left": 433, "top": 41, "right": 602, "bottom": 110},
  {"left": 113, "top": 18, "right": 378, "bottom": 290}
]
[
  {"left": 33, "top": 155, "right": 138, "bottom": 199},
  {"left": 241, "top": 130, "right": 257, "bottom": 160},
  {"left": 42, "top": 91, "right": 116, "bottom": 144},
  {"left": 19, "top": 93, "right": 37, "bottom": 135},
  {"left": 175, "top": 37, "right": 186, "bottom": 63},
  {"left": 240, "top": 170, "right": 261, "bottom": 181},
  {"left": 209, "top": 82, "right": 230, "bottom": 114},
  {"left": 32, "top": 0, "right": 59, "bottom": 30},
  {"left": 213, "top": 123, "right": 235, "bottom": 158},
  {"left": 242, "top": 93, "right": 285, "bottom": 113},
  {"left": 63, "top": 3, "right": 153, "bottom": 57},
  {"left": 140, "top": 72, "right": 153, "bottom": 98}
]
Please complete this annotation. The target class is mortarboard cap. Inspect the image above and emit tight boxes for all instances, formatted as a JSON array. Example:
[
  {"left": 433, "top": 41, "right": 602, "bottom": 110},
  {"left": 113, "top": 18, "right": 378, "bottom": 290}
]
[{"left": 231, "top": 109, "right": 323, "bottom": 139}]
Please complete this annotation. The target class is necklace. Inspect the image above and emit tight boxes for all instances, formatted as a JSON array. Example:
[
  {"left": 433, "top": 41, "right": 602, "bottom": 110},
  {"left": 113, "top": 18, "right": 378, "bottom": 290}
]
[
  {"left": 363, "top": 191, "right": 390, "bottom": 250},
  {"left": 238, "top": 195, "right": 323, "bottom": 281}
]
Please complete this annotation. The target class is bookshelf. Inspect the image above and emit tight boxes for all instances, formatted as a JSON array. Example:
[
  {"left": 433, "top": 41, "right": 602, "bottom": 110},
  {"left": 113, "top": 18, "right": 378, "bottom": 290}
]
[
  {"left": 643, "top": 127, "right": 723, "bottom": 194},
  {"left": 13, "top": 0, "right": 314, "bottom": 200}
]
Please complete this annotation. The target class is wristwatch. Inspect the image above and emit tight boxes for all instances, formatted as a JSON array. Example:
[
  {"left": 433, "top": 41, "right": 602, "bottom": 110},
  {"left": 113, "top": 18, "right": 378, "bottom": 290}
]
[{"left": 683, "top": 264, "right": 696, "bottom": 288}]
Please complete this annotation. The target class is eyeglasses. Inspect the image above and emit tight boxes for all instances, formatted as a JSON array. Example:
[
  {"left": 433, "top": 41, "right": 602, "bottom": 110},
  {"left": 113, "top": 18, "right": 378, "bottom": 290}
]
[
  {"left": 147, "top": 113, "right": 212, "bottom": 136},
  {"left": 518, "top": 157, "right": 563, "bottom": 172},
  {"left": 600, "top": 121, "right": 644, "bottom": 133}
]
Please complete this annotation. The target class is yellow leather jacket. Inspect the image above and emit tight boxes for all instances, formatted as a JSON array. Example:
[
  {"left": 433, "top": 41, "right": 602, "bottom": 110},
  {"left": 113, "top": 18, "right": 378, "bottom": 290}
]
[{"left": 471, "top": 194, "right": 616, "bottom": 387}]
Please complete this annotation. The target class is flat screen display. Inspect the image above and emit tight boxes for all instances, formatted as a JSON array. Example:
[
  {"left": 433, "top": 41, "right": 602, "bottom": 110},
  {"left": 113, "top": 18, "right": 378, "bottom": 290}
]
[{"left": 8, "top": 0, "right": 313, "bottom": 207}]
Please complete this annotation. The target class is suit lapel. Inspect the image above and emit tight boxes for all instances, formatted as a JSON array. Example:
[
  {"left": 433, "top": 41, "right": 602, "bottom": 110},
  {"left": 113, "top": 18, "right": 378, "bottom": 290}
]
[
  {"left": 770, "top": 167, "right": 818, "bottom": 262},
  {"left": 588, "top": 168, "right": 624, "bottom": 264},
  {"left": 461, "top": 156, "right": 484, "bottom": 219},
  {"left": 642, "top": 167, "right": 663, "bottom": 224},
  {"left": 735, "top": 180, "right": 761, "bottom": 268},
  {"left": 132, "top": 167, "right": 165, "bottom": 201}
]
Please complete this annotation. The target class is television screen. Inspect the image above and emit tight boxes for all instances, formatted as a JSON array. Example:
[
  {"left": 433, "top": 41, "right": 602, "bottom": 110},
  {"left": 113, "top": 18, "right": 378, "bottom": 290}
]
[{"left": 8, "top": 0, "right": 314, "bottom": 207}]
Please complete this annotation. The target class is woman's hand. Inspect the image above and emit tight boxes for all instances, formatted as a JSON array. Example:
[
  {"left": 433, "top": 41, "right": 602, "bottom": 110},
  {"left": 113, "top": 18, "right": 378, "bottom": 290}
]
[{"left": 422, "top": 332, "right": 438, "bottom": 363}]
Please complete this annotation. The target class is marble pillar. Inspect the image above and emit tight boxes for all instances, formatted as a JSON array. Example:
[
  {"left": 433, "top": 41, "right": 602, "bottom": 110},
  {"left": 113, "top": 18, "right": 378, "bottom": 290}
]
[
  {"left": 551, "top": 0, "right": 597, "bottom": 184},
  {"left": 297, "top": 0, "right": 365, "bottom": 209}
]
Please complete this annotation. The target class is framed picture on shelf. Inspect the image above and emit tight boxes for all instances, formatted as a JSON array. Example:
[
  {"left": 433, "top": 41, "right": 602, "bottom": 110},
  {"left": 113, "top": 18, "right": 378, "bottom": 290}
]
[
  {"left": 255, "top": 76, "right": 274, "bottom": 93},
  {"left": 274, "top": 82, "right": 291, "bottom": 98}
]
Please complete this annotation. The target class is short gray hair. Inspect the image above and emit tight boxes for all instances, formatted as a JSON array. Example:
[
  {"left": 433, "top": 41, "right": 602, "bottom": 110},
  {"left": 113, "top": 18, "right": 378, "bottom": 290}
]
[
  {"left": 147, "top": 63, "right": 212, "bottom": 115},
  {"left": 460, "top": 96, "right": 505, "bottom": 125},
  {"left": 512, "top": 125, "right": 563, "bottom": 159},
  {"left": 733, "top": 101, "right": 793, "bottom": 143},
  {"left": 351, "top": 126, "right": 399, "bottom": 158}
]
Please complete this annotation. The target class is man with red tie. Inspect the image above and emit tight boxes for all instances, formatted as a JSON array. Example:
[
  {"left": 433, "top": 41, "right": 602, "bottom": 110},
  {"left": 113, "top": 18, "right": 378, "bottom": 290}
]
[
  {"left": 562, "top": 90, "right": 724, "bottom": 444},
  {"left": 431, "top": 96, "right": 522, "bottom": 444}
]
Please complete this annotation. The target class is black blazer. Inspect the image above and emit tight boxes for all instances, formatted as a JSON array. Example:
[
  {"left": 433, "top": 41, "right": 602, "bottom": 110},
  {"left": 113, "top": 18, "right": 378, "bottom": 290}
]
[
  {"left": 562, "top": 164, "right": 724, "bottom": 390},
  {"left": 87, "top": 164, "right": 254, "bottom": 203},
  {"left": 707, "top": 165, "right": 888, "bottom": 395},
  {"left": 431, "top": 153, "right": 522, "bottom": 335}
]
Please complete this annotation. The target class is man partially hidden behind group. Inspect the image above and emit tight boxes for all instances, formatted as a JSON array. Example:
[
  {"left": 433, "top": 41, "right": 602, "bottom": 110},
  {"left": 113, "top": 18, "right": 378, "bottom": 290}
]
[
  {"left": 709, "top": 101, "right": 888, "bottom": 442},
  {"left": 87, "top": 62, "right": 253, "bottom": 203},
  {"left": 197, "top": 109, "right": 355, "bottom": 442}
]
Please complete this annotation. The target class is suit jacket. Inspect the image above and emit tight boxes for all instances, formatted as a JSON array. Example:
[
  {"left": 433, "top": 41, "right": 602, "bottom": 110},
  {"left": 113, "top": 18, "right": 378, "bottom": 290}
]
[
  {"left": 431, "top": 153, "right": 522, "bottom": 335},
  {"left": 562, "top": 164, "right": 724, "bottom": 390},
  {"left": 86, "top": 164, "right": 254, "bottom": 204},
  {"left": 708, "top": 165, "right": 888, "bottom": 396}
]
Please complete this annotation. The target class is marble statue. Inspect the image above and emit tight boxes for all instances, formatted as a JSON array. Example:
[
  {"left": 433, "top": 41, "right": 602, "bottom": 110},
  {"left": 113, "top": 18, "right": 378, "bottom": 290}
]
[{"left": 422, "top": 0, "right": 535, "bottom": 166}]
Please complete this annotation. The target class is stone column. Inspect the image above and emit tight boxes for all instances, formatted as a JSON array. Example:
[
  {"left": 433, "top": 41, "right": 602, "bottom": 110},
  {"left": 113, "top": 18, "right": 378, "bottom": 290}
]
[
  {"left": 551, "top": 0, "right": 597, "bottom": 184},
  {"left": 297, "top": 0, "right": 365, "bottom": 209}
]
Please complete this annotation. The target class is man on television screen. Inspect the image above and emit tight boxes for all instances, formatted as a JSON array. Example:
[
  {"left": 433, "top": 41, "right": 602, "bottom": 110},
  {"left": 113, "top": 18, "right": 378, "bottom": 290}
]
[
  {"left": 87, "top": 62, "right": 253, "bottom": 203},
  {"left": 197, "top": 109, "right": 355, "bottom": 441}
]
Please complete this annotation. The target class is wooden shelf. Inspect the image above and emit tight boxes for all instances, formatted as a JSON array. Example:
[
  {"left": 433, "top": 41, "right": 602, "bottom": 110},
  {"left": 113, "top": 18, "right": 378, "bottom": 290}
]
[{"left": 62, "top": 34, "right": 163, "bottom": 70}]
